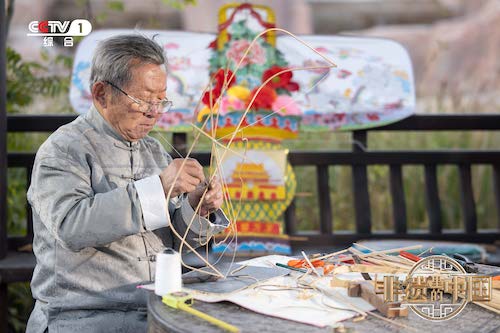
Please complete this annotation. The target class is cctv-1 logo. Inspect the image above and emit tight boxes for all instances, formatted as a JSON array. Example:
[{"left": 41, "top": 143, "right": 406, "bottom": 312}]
[{"left": 27, "top": 19, "right": 92, "bottom": 36}]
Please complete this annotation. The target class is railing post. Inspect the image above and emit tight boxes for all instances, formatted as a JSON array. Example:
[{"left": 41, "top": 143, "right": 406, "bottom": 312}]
[
  {"left": 0, "top": 283, "right": 7, "bottom": 333},
  {"left": 284, "top": 199, "right": 297, "bottom": 235},
  {"left": 0, "top": 0, "right": 8, "bottom": 260},
  {"left": 316, "top": 165, "right": 332, "bottom": 235},
  {"left": 352, "top": 130, "right": 371, "bottom": 234},
  {"left": 494, "top": 164, "right": 500, "bottom": 231},
  {"left": 389, "top": 164, "right": 407, "bottom": 233},
  {"left": 425, "top": 164, "right": 442, "bottom": 234},
  {"left": 172, "top": 132, "right": 187, "bottom": 157},
  {"left": 458, "top": 164, "right": 477, "bottom": 233}
]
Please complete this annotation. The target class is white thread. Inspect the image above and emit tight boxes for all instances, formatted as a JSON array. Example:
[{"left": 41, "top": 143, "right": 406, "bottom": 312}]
[{"left": 154, "top": 248, "right": 182, "bottom": 296}]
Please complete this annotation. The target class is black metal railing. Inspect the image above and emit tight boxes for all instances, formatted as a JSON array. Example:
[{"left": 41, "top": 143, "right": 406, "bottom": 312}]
[{"left": 4, "top": 114, "right": 500, "bottom": 251}]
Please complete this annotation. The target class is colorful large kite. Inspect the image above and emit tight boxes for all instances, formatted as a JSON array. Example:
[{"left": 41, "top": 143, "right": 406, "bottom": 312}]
[{"left": 70, "top": 3, "right": 415, "bottom": 255}]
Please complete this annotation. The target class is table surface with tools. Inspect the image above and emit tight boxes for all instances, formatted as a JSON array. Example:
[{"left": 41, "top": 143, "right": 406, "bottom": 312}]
[
  {"left": 148, "top": 243, "right": 500, "bottom": 333},
  {"left": 147, "top": 293, "right": 500, "bottom": 333}
]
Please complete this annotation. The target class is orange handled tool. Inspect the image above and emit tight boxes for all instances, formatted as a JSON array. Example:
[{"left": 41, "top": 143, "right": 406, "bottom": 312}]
[
  {"left": 323, "top": 264, "right": 335, "bottom": 275},
  {"left": 400, "top": 251, "right": 421, "bottom": 262},
  {"left": 287, "top": 259, "right": 325, "bottom": 268}
]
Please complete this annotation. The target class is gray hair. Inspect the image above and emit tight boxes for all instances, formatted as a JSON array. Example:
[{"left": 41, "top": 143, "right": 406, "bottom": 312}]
[{"left": 89, "top": 34, "right": 166, "bottom": 92}]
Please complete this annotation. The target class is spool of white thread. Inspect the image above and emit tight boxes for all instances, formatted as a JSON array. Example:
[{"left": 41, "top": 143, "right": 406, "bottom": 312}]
[{"left": 154, "top": 248, "right": 182, "bottom": 296}]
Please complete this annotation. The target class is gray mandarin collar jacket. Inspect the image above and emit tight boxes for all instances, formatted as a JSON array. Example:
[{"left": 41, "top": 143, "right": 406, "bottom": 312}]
[{"left": 26, "top": 105, "right": 228, "bottom": 332}]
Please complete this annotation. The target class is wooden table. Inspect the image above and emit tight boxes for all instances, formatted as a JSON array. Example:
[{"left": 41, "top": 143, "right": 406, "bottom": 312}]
[{"left": 147, "top": 293, "right": 500, "bottom": 333}]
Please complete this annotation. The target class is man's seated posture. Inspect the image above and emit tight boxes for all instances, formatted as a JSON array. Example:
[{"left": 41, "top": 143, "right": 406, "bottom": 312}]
[{"left": 26, "top": 34, "right": 229, "bottom": 332}]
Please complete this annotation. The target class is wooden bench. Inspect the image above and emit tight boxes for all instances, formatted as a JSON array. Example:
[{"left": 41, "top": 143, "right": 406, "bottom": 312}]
[{"left": 1, "top": 113, "right": 500, "bottom": 331}]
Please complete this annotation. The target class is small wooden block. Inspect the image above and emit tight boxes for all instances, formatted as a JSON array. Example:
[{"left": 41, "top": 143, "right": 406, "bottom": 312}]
[
  {"left": 348, "top": 281, "right": 406, "bottom": 318},
  {"left": 330, "top": 276, "right": 350, "bottom": 288},
  {"left": 492, "top": 280, "right": 500, "bottom": 290},
  {"left": 347, "top": 283, "right": 361, "bottom": 297},
  {"left": 387, "top": 307, "right": 409, "bottom": 318}
]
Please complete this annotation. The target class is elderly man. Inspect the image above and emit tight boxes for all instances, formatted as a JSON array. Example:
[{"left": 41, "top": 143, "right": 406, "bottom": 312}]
[{"left": 26, "top": 34, "right": 228, "bottom": 332}]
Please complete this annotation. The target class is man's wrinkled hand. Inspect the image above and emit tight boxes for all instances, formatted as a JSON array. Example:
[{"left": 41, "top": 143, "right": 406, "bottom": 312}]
[
  {"left": 159, "top": 158, "right": 205, "bottom": 198},
  {"left": 188, "top": 177, "right": 224, "bottom": 217}
]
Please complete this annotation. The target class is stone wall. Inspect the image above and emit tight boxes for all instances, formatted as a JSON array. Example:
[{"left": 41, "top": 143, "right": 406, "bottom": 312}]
[{"left": 353, "top": 0, "right": 499, "bottom": 110}]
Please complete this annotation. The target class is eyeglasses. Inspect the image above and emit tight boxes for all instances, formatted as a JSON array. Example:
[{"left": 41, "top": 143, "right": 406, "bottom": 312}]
[{"left": 105, "top": 80, "right": 173, "bottom": 114}]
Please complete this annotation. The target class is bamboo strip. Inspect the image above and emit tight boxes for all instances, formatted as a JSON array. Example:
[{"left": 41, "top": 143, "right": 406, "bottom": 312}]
[
  {"left": 349, "top": 246, "right": 413, "bottom": 268},
  {"left": 331, "top": 264, "right": 407, "bottom": 275},
  {"left": 332, "top": 245, "right": 423, "bottom": 263},
  {"left": 372, "top": 254, "right": 414, "bottom": 267},
  {"left": 474, "top": 302, "right": 500, "bottom": 315},
  {"left": 347, "top": 264, "right": 408, "bottom": 274},
  {"left": 315, "top": 249, "right": 350, "bottom": 261},
  {"left": 358, "top": 252, "right": 415, "bottom": 269},
  {"left": 353, "top": 243, "right": 415, "bottom": 266},
  {"left": 473, "top": 289, "right": 500, "bottom": 313},
  {"left": 354, "top": 257, "right": 410, "bottom": 270}
]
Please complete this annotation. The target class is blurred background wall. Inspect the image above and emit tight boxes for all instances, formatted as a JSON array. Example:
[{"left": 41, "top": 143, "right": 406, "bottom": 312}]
[{"left": 6, "top": 0, "right": 499, "bottom": 113}]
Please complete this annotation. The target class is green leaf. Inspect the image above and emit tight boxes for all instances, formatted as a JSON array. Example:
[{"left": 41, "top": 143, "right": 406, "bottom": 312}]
[
  {"left": 75, "top": 0, "right": 88, "bottom": 7},
  {"left": 161, "top": 0, "right": 197, "bottom": 10},
  {"left": 72, "top": 35, "right": 84, "bottom": 44},
  {"left": 54, "top": 54, "right": 73, "bottom": 69},
  {"left": 6, "top": 46, "right": 69, "bottom": 114},
  {"left": 40, "top": 49, "right": 50, "bottom": 62},
  {"left": 107, "top": 0, "right": 124, "bottom": 12},
  {"left": 95, "top": 12, "right": 108, "bottom": 24}
]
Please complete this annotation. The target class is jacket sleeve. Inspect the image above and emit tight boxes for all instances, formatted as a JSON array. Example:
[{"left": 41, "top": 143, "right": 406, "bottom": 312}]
[
  {"left": 170, "top": 195, "right": 230, "bottom": 252},
  {"left": 28, "top": 154, "right": 145, "bottom": 252},
  {"left": 156, "top": 150, "right": 230, "bottom": 252}
]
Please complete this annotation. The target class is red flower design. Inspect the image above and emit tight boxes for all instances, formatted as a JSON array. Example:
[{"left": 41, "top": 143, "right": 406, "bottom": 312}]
[
  {"left": 247, "top": 86, "right": 277, "bottom": 110},
  {"left": 208, "top": 34, "right": 232, "bottom": 49},
  {"left": 202, "top": 87, "right": 221, "bottom": 107},
  {"left": 214, "top": 69, "right": 236, "bottom": 89},
  {"left": 262, "top": 65, "right": 299, "bottom": 92},
  {"left": 202, "top": 69, "right": 236, "bottom": 107},
  {"left": 208, "top": 39, "right": 217, "bottom": 50}
]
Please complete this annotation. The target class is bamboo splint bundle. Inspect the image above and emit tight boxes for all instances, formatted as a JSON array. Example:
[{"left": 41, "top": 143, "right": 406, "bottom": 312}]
[
  {"left": 332, "top": 264, "right": 408, "bottom": 275},
  {"left": 349, "top": 244, "right": 414, "bottom": 268},
  {"left": 321, "top": 244, "right": 417, "bottom": 279},
  {"left": 319, "top": 245, "right": 422, "bottom": 263}
]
